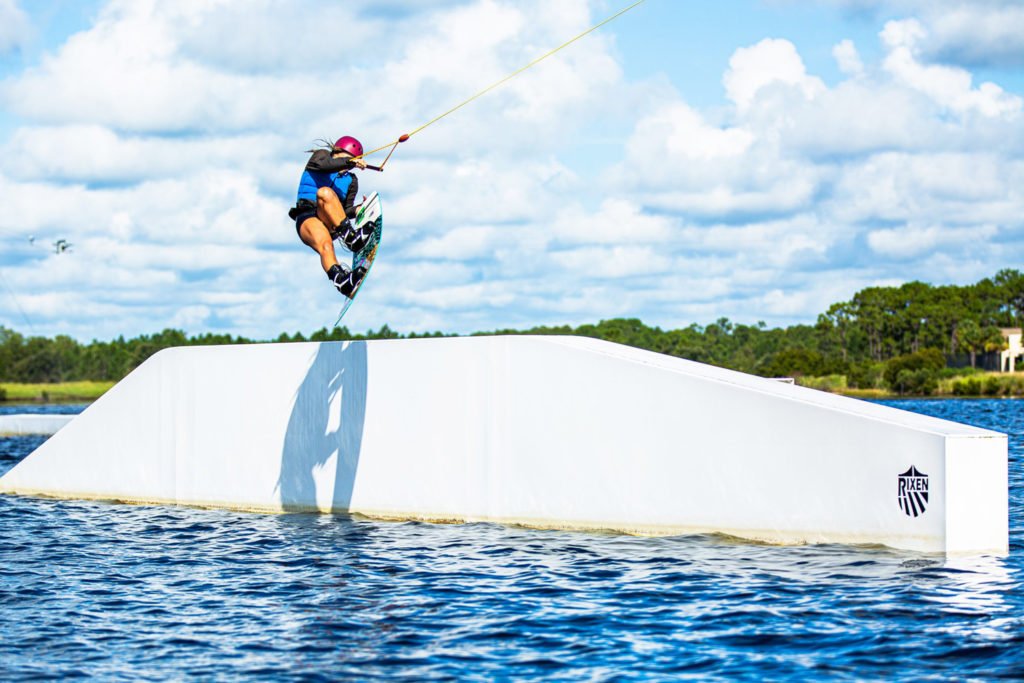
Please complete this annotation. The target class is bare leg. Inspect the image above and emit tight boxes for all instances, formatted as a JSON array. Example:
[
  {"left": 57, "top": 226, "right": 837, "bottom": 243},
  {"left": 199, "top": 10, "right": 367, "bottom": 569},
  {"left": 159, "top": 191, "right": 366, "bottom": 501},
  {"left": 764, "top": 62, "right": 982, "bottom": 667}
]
[
  {"left": 316, "top": 186, "right": 348, "bottom": 232},
  {"left": 298, "top": 216, "right": 339, "bottom": 275}
]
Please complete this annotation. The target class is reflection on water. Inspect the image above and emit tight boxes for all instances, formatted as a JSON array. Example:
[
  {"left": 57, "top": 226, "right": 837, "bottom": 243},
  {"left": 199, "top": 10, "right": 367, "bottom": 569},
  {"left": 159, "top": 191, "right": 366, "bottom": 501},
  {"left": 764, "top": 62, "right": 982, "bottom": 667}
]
[
  {"left": 0, "top": 400, "right": 1022, "bottom": 680},
  {"left": 925, "top": 554, "right": 1014, "bottom": 615}
]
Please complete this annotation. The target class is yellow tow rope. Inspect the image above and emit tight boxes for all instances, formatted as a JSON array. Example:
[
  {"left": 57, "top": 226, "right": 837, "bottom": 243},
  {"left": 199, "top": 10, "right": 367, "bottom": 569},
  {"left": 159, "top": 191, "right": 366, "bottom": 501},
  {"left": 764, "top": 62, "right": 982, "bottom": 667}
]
[{"left": 358, "top": 0, "right": 647, "bottom": 168}]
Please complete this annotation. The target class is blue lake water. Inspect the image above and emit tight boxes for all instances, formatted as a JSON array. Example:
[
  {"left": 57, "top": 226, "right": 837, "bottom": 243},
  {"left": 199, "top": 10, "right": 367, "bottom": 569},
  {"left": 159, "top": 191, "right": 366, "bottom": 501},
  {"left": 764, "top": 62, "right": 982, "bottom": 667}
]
[
  {"left": 0, "top": 403, "right": 88, "bottom": 415},
  {"left": 1, "top": 399, "right": 1022, "bottom": 680}
]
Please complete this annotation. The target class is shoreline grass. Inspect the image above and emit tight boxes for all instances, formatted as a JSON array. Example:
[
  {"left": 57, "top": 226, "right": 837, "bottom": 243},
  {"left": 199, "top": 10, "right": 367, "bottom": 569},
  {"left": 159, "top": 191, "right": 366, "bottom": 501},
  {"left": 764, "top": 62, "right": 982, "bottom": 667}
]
[
  {"left": 796, "top": 371, "right": 1024, "bottom": 399},
  {"left": 3, "top": 371, "right": 1023, "bottom": 404},
  {"left": 0, "top": 381, "right": 114, "bottom": 403}
]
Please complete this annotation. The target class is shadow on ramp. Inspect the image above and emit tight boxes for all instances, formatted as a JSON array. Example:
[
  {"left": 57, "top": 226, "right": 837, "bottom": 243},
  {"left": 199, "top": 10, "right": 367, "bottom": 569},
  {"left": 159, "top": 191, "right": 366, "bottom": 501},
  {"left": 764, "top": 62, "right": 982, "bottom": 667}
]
[{"left": 278, "top": 341, "right": 368, "bottom": 512}]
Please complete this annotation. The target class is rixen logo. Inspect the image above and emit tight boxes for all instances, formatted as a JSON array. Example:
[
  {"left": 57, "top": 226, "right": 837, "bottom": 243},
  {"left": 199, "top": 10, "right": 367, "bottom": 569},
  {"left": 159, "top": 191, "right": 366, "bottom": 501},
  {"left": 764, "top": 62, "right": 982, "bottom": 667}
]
[{"left": 897, "top": 466, "right": 929, "bottom": 517}]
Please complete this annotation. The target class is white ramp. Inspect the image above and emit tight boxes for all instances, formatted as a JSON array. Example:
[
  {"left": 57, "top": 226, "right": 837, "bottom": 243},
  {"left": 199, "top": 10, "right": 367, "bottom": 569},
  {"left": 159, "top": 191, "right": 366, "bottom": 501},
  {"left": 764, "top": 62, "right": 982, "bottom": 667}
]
[{"left": 0, "top": 336, "right": 1008, "bottom": 553}]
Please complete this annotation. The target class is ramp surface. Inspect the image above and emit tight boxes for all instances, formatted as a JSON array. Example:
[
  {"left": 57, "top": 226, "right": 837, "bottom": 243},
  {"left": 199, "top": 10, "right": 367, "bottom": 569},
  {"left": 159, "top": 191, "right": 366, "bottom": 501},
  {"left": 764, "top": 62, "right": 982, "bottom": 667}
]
[{"left": 0, "top": 336, "right": 1008, "bottom": 553}]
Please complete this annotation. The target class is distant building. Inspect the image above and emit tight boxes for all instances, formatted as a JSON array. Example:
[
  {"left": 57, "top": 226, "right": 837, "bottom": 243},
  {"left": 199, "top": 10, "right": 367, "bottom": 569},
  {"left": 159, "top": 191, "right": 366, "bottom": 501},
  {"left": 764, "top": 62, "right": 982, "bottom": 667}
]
[
  {"left": 948, "top": 327, "right": 1023, "bottom": 371},
  {"left": 1000, "top": 328, "right": 1022, "bottom": 372}
]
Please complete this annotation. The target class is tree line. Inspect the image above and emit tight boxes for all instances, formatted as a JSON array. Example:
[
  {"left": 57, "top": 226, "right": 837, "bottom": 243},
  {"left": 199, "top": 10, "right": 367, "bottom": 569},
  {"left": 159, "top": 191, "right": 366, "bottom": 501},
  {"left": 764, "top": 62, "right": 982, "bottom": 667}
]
[{"left": 2, "top": 269, "right": 1023, "bottom": 390}]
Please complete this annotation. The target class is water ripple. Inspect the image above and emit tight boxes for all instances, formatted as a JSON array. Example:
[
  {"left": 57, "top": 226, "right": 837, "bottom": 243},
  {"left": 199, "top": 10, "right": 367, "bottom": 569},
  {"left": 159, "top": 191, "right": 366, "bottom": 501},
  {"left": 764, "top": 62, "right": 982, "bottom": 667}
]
[{"left": 1, "top": 400, "right": 1023, "bottom": 680}]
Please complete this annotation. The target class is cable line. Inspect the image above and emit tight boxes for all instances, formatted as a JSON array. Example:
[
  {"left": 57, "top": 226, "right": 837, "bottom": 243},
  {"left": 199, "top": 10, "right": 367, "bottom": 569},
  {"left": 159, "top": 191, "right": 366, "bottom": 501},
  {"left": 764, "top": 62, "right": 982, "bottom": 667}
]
[
  {"left": 0, "top": 267, "right": 34, "bottom": 334},
  {"left": 358, "top": 0, "right": 647, "bottom": 167}
]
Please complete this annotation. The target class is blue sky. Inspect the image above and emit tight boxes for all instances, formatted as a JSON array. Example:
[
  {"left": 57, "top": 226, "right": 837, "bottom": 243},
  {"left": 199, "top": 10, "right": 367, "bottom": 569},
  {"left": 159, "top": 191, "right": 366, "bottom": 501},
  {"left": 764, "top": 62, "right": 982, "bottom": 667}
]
[{"left": 1, "top": 0, "right": 1023, "bottom": 340}]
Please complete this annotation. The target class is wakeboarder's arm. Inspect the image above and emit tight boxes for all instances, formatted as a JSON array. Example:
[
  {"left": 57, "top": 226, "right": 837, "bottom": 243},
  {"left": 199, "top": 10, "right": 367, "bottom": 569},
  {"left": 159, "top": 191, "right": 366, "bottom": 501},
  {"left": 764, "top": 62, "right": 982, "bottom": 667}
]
[{"left": 306, "top": 149, "right": 368, "bottom": 173}]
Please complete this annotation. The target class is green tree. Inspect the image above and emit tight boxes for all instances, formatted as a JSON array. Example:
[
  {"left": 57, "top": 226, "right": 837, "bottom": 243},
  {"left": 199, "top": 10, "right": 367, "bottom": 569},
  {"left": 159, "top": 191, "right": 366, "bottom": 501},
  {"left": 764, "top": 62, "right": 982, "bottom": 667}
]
[
  {"left": 995, "top": 269, "right": 1024, "bottom": 326},
  {"left": 761, "top": 348, "right": 826, "bottom": 377},
  {"left": 958, "top": 319, "right": 985, "bottom": 368},
  {"left": 883, "top": 348, "right": 945, "bottom": 389}
]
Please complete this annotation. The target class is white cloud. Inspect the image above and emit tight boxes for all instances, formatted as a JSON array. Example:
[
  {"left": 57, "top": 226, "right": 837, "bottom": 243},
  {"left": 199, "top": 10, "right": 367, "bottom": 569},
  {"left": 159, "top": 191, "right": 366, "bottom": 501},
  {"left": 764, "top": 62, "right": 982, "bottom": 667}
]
[
  {"left": 723, "top": 38, "right": 825, "bottom": 111},
  {"left": 410, "top": 225, "right": 509, "bottom": 261},
  {"left": 2, "top": 20, "right": 323, "bottom": 134},
  {"left": 0, "top": 125, "right": 290, "bottom": 183},
  {"left": 833, "top": 39, "right": 864, "bottom": 77},
  {"left": 827, "top": 0, "right": 1024, "bottom": 67},
  {"left": 654, "top": 103, "right": 754, "bottom": 161},
  {"left": 785, "top": 81, "right": 940, "bottom": 157},
  {"left": 0, "top": 0, "right": 29, "bottom": 54},
  {"left": 1, "top": 0, "right": 1023, "bottom": 340},
  {"left": 683, "top": 216, "right": 835, "bottom": 268},
  {"left": 759, "top": 288, "right": 818, "bottom": 317},
  {"left": 881, "top": 19, "right": 1022, "bottom": 118},
  {"left": 830, "top": 153, "right": 1024, "bottom": 227},
  {"left": 549, "top": 245, "right": 673, "bottom": 278},
  {"left": 597, "top": 20, "right": 1024, "bottom": 327},
  {"left": 615, "top": 100, "right": 821, "bottom": 217},
  {"left": 0, "top": 0, "right": 641, "bottom": 339},
  {"left": 925, "top": 6, "right": 1024, "bottom": 67},
  {"left": 867, "top": 223, "right": 1000, "bottom": 259},
  {"left": 551, "top": 199, "right": 676, "bottom": 245}
]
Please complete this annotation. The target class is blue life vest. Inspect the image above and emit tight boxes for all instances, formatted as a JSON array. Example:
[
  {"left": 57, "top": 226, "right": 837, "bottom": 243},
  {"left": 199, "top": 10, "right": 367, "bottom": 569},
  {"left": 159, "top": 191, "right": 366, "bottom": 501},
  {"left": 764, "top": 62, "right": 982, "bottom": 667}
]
[{"left": 296, "top": 169, "right": 354, "bottom": 204}]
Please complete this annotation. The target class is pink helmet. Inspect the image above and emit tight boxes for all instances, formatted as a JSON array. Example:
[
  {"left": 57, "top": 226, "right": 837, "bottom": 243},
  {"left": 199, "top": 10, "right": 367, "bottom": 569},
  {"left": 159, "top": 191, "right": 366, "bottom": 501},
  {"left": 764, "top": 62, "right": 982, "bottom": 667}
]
[{"left": 333, "top": 135, "right": 363, "bottom": 157}]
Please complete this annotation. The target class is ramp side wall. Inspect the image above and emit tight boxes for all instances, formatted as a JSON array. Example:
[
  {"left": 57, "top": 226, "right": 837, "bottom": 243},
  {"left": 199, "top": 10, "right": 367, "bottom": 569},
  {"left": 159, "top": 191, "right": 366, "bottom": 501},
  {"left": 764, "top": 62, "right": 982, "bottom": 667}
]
[
  {"left": 0, "top": 336, "right": 1008, "bottom": 553},
  {"left": 945, "top": 435, "right": 1009, "bottom": 553}
]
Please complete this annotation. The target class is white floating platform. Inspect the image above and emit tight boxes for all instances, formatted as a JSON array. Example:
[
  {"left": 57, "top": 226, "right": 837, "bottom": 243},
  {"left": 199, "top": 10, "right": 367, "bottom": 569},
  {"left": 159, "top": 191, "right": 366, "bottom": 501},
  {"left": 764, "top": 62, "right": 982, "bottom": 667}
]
[
  {"left": 0, "top": 414, "right": 74, "bottom": 436},
  {"left": 0, "top": 336, "right": 1008, "bottom": 553}
]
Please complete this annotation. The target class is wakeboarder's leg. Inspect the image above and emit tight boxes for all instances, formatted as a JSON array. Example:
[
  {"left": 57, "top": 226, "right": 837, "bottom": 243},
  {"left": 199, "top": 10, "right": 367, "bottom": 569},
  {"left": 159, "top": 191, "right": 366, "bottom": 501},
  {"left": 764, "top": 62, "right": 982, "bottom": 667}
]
[
  {"left": 299, "top": 216, "right": 366, "bottom": 297},
  {"left": 298, "top": 216, "right": 339, "bottom": 275},
  {"left": 316, "top": 187, "right": 373, "bottom": 253},
  {"left": 316, "top": 187, "right": 348, "bottom": 235}
]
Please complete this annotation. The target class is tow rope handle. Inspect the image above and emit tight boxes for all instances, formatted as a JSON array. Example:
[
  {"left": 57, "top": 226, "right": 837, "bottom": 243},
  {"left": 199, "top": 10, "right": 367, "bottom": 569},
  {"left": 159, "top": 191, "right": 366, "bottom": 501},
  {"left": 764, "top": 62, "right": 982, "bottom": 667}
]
[{"left": 361, "top": 134, "right": 409, "bottom": 172}]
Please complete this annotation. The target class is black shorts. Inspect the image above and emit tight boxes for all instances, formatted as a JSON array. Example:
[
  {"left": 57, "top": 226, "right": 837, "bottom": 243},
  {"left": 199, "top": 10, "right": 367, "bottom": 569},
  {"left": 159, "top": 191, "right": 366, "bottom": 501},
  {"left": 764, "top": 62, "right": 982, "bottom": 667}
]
[
  {"left": 289, "top": 199, "right": 318, "bottom": 235},
  {"left": 294, "top": 210, "right": 317, "bottom": 235}
]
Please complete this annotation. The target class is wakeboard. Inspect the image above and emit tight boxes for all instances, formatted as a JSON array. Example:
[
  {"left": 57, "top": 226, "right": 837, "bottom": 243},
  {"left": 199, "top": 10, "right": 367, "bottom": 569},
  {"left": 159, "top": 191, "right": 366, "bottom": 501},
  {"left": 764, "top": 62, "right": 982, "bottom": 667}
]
[{"left": 334, "top": 192, "right": 383, "bottom": 326}]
